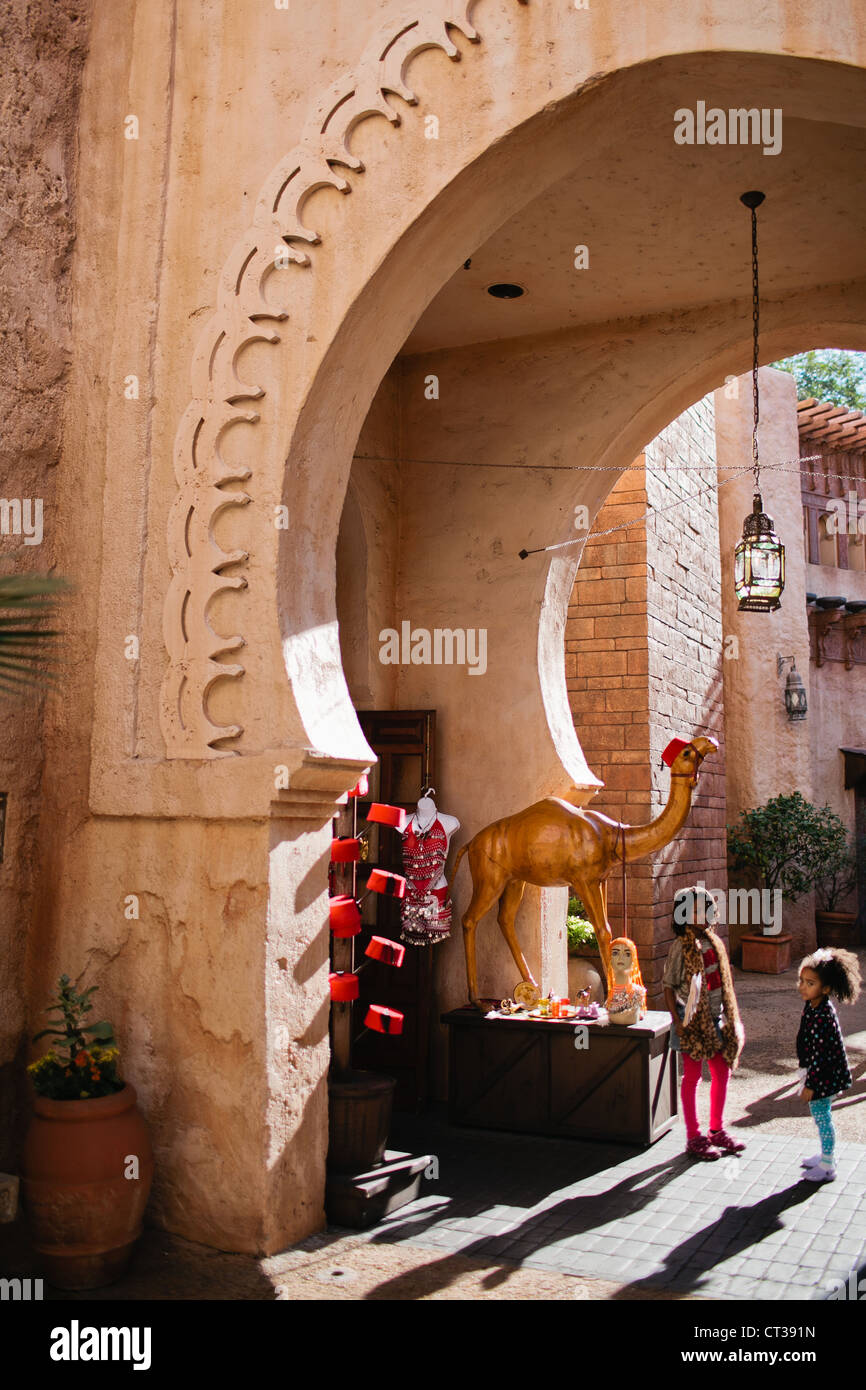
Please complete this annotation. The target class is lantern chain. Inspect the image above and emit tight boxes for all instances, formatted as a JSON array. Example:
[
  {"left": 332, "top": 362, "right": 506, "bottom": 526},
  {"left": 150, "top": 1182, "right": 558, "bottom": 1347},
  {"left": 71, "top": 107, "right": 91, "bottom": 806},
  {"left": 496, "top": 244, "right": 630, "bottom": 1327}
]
[{"left": 750, "top": 200, "right": 761, "bottom": 489}]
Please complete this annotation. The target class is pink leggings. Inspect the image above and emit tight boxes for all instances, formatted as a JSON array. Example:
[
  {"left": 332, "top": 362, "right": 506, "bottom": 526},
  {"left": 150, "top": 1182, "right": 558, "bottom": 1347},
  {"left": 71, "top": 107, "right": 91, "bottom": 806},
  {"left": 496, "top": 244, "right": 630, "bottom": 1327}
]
[{"left": 680, "top": 1052, "right": 730, "bottom": 1139}]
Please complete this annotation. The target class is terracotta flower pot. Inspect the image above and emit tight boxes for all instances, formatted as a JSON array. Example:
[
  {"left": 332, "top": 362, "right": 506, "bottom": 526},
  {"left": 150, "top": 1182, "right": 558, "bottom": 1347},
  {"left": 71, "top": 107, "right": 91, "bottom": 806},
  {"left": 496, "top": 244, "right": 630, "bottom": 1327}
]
[
  {"left": 815, "top": 910, "right": 859, "bottom": 950},
  {"left": 22, "top": 1083, "right": 153, "bottom": 1290}
]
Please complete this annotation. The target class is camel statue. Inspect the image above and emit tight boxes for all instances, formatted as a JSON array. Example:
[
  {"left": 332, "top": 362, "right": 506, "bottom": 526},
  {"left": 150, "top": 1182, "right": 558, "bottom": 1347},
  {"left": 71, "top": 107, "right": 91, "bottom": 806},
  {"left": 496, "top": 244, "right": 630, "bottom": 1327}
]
[{"left": 448, "top": 735, "right": 718, "bottom": 1008}]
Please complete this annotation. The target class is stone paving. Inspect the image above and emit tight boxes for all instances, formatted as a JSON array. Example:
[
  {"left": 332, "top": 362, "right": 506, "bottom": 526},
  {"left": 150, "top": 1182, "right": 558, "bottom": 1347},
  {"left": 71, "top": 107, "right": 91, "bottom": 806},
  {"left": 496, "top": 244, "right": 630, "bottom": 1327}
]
[{"left": 338, "top": 1107, "right": 866, "bottom": 1301}]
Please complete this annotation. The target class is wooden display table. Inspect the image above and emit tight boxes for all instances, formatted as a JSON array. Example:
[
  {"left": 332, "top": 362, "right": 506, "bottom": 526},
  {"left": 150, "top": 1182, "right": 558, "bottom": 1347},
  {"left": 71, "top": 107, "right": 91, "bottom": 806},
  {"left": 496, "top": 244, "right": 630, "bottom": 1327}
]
[{"left": 442, "top": 1008, "right": 677, "bottom": 1147}]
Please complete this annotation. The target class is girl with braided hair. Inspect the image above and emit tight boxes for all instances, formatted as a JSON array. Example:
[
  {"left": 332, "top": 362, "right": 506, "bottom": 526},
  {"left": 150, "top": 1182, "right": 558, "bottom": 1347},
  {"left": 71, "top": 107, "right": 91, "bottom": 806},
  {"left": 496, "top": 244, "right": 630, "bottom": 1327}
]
[
  {"left": 796, "top": 947, "right": 861, "bottom": 1183},
  {"left": 663, "top": 886, "right": 746, "bottom": 1161}
]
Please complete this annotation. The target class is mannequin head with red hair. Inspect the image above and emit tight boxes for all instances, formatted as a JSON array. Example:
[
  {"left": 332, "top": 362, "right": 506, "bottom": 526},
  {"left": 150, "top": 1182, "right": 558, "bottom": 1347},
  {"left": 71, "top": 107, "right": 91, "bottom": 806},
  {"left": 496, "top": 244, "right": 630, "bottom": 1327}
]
[{"left": 610, "top": 937, "right": 645, "bottom": 992}]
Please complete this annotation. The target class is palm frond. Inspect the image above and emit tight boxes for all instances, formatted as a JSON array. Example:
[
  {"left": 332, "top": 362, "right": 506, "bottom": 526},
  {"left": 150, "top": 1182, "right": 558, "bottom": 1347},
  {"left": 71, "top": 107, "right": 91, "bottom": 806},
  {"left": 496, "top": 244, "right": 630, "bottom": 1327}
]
[{"left": 0, "top": 575, "right": 71, "bottom": 695}]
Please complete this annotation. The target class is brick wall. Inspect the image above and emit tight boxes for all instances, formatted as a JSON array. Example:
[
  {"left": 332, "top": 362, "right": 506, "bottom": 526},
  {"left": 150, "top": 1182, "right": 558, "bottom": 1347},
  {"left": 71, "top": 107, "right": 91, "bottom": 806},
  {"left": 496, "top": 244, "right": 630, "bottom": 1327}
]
[{"left": 567, "top": 396, "right": 727, "bottom": 1003}]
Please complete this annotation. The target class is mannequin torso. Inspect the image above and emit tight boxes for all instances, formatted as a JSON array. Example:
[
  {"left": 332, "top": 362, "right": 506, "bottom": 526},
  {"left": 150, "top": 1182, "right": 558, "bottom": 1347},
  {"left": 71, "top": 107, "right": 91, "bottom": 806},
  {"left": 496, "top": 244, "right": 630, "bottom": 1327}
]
[
  {"left": 407, "top": 795, "right": 459, "bottom": 890},
  {"left": 400, "top": 792, "right": 460, "bottom": 945}
]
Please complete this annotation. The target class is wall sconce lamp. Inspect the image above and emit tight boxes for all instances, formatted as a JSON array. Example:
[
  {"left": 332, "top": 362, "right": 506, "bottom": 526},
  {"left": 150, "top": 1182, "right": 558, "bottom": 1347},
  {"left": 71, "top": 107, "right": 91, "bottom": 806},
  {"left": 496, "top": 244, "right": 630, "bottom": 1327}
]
[{"left": 776, "top": 655, "right": 807, "bottom": 721}]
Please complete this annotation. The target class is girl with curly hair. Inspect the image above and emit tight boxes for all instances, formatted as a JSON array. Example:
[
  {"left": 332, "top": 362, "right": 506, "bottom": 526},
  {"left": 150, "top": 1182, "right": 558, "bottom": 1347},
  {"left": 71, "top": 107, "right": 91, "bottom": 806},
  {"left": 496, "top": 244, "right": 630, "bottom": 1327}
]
[{"left": 796, "top": 947, "right": 861, "bottom": 1183}]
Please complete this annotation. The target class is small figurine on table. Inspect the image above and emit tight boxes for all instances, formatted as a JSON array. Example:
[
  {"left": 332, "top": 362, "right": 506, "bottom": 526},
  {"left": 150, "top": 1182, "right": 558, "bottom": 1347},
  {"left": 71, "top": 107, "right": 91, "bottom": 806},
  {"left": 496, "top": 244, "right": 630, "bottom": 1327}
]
[
  {"left": 575, "top": 988, "right": 599, "bottom": 1020},
  {"left": 605, "top": 937, "right": 646, "bottom": 1026}
]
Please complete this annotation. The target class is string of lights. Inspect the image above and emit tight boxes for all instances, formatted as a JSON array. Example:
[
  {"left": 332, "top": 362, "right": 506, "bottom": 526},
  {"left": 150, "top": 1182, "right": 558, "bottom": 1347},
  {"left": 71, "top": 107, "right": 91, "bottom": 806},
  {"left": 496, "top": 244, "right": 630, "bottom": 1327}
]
[
  {"left": 353, "top": 451, "right": 865, "bottom": 557},
  {"left": 521, "top": 463, "right": 756, "bottom": 556},
  {"left": 354, "top": 451, "right": 864, "bottom": 483}
]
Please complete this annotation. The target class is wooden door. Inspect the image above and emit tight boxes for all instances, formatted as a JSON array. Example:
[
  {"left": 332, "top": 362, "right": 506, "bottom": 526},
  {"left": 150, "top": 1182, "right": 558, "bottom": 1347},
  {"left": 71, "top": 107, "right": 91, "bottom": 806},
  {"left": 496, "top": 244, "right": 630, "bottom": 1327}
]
[{"left": 332, "top": 710, "right": 435, "bottom": 1110}]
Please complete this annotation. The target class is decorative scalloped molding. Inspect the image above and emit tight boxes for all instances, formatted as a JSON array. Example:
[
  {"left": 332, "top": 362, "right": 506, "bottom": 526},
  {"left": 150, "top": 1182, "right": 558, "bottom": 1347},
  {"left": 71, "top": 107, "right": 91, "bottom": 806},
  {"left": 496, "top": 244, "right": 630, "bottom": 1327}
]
[{"left": 160, "top": 1, "right": 528, "bottom": 758}]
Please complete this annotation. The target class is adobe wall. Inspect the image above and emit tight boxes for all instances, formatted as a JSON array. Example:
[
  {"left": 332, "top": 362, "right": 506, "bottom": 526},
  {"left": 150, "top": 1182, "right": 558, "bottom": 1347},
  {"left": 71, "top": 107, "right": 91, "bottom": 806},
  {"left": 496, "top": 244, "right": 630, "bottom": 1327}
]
[
  {"left": 11, "top": 0, "right": 866, "bottom": 1254},
  {"left": 567, "top": 463, "right": 654, "bottom": 958},
  {"left": 806, "top": 561, "right": 866, "bottom": 852},
  {"left": 568, "top": 397, "right": 726, "bottom": 1003},
  {"left": 716, "top": 368, "right": 816, "bottom": 956},
  {"left": 0, "top": 0, "right": 93, "bottom": 1168},
  {"left": 645, "top": 397, "right": 728, "bottom": 984}
]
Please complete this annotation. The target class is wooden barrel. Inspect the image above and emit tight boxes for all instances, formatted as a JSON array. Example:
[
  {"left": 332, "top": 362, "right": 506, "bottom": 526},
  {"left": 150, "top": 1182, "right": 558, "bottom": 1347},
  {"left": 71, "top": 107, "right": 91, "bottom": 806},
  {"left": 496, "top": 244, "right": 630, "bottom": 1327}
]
[{"left": 327, "top": 1070, "right": 396, "bottom": 1172}]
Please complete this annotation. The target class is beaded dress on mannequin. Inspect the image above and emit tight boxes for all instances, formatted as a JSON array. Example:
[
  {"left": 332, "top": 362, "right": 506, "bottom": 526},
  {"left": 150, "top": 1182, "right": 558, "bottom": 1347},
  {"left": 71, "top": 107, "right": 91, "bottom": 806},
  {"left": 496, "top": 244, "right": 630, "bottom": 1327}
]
[{"left": 400, "top": 789, "right": 460, "bottom": 946}]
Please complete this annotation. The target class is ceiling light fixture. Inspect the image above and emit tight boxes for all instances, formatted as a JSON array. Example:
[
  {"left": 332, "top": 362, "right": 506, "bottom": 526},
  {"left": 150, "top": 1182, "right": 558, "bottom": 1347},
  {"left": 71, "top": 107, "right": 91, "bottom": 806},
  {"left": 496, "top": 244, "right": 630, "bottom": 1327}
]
[{"left": 486, "top": 283, "right": 526, "bottom": 299}]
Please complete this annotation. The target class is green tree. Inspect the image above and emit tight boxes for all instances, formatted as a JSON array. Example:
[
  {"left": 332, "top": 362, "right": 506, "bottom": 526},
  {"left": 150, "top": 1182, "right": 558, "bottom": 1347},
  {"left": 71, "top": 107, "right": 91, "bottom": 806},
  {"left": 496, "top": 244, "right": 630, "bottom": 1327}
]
[
  {"left": 773, "top": 349, "right": 866, "bottom": 411},
  {"left": 727, "top": 791, "right": 851, "bottom": 902}
]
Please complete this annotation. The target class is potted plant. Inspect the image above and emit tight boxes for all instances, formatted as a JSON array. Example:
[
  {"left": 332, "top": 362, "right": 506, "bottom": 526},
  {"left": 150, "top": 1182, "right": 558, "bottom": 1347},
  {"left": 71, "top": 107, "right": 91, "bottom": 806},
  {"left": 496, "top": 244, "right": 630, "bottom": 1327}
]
[
  {"left": 21, "top": 974, "right": 153, "bottom": 1290},
  {"left": 566, "top": 896, "right": 604, "bottom": 1003},
  {"left": 814, "top": 832, "right": 862, "bottom": 948},
  {"left": 567, "top": 896, "right": 598, "bottom": 956},
  {"left": 726, "top": 792, "right": 853, "bottom": 970}
]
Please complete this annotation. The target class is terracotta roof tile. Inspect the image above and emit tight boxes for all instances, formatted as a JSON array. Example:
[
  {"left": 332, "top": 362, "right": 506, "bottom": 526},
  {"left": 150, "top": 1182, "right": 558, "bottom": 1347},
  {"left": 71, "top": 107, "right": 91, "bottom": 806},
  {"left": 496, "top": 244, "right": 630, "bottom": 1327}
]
[{"left": 797, "top": 397, "right": 866, "bottom": 451}]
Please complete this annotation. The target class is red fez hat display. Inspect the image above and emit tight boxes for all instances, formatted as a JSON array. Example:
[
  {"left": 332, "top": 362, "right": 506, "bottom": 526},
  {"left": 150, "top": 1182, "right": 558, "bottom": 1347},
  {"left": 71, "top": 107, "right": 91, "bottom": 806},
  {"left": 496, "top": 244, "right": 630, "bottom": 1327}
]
[
  {"left": 329, "top": 895, "right": 362, "bottom": 936},
  {"left": 328, "top": 972, "right": 359, "bottom": 1002},
  {"left": 367, "top": 803, "right": 407, "bottom": 831},
  {"left": 661, "top": 737, "right": 691, "bottom": 767},
  {"left": 365, "top": 936, "right": 406, "bottom": 969},
  {"left": 364, "top": 1005, "right": 404, "bottom": 1035},
  {"left": 367, "top": 869, "right": 406, "bottom": 898},
  {"left": 347, "top": 774, "right": 369, "bottom": 798},
  {"left": 331, "top": 836, "right": 361, "bottom": 863}
]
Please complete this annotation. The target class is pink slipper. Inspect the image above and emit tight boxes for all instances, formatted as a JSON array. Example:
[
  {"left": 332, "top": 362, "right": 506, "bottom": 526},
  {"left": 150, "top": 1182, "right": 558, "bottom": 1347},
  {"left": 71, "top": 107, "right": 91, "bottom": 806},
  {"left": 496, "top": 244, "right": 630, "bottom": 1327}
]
[
  {"left": 686, "top": 1134, "right": 721, "bottom": 1161},
  {"left": 708, "top": 1128, "right": 746, "bottom": 1154}
]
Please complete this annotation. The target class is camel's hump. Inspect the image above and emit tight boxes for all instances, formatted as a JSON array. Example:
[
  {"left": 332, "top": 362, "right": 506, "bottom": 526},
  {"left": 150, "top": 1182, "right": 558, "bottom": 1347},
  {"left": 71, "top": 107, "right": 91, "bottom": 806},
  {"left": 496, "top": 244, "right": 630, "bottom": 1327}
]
[
  {"left": 503, "top": 797, "right": 586, "bottom": 823},
  {"left": 494, "top": 798, "right": 621, "bottom": 831}
]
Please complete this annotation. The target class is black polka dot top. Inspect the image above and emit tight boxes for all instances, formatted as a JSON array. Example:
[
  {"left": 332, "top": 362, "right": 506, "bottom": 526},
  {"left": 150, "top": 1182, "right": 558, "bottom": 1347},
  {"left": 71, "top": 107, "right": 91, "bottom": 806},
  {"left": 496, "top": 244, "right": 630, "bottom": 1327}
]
[{"left": 796, "top": 997, "right": 852, "bottom": 1100}]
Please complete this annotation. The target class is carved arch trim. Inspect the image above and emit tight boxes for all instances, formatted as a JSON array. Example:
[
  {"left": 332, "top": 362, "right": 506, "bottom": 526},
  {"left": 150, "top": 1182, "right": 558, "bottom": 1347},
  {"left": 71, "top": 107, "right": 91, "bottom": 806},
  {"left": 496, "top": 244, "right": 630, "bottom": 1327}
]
[{"left": 160, "top": 0, "right": 529, "bottom": 758}]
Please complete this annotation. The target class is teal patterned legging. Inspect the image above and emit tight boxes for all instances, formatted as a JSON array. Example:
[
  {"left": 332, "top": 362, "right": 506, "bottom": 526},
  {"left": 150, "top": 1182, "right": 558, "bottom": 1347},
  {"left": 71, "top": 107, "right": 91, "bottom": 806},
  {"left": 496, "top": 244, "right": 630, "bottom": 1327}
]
[{"left": 809, "top": 1096, "right": 837, "bottom": 1160}]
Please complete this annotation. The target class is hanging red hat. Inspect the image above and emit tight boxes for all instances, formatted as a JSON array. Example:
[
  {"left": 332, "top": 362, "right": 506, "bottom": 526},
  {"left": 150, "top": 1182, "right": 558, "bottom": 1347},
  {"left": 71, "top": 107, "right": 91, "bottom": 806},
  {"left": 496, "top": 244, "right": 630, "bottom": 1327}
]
[
  {"left": 329, "top": 895, "right": 362, "bottom": 937},
  {"left": 331, "top": 837, "right": 361, "bottom": 863},
  {"left": 365, "top": 936, "right": 406, "bottom": 969},
  {"left": 367, "top": 869, "right": 407, "bottom": 898},
  {"left": 364, "top": 1005, "right": 404, "bottom": 1035},
  {"left": 661, "top": 737, "right": 691, "bottom": 767},
  {"left": 367, "top": 803, "right": 407, "bottom": 831},
  {"left": 328, "top": 972, "right": 359, "bottom": 1002}
]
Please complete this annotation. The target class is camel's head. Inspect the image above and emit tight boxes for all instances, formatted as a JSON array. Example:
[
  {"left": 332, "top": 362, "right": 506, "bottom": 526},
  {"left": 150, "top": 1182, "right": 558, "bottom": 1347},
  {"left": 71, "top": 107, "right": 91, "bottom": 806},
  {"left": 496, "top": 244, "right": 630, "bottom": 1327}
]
[{"left": 663, "top": 735, "right": 718, "bottom": 786}]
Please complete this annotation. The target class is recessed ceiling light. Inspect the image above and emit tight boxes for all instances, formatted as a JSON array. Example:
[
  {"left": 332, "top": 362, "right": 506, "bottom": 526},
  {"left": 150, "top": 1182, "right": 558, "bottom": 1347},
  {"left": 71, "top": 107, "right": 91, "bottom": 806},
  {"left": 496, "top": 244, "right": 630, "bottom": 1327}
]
[{"left": 486, "top": 282, "right": 526, "bottom": 299}]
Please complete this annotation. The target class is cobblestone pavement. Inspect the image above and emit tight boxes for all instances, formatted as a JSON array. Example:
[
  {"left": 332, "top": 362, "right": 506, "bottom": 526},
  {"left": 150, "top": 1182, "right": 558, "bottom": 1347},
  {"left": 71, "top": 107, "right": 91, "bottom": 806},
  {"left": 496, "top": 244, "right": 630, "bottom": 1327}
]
[
  {"left": 2, "top": 956, "right": 864, "bottom": 1300},
  {"left": 348, "top": 1109, "right": 866, "bottom": 1301}
]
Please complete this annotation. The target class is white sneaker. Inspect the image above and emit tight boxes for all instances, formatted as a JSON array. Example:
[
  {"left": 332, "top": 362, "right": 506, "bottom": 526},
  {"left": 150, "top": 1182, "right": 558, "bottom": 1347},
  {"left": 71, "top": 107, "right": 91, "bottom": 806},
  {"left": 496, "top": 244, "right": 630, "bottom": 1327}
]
[
  {"left": 800, "top": 1153, "right": 824, "bottom": 1168},
  {"left": 803, "top": 1162, "right": 836, "bottom": 1183}
]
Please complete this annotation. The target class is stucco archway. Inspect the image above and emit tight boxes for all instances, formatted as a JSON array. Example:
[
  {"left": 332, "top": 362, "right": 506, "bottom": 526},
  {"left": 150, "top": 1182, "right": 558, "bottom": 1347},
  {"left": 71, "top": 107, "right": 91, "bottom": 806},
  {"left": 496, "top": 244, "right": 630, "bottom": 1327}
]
[
  {"left": 62, "top": 0, "right": 866, "bottom": 1256},
  {"left": 261, "top": 32, "right": 866, "bottom": 1247},
  {"left": 274, "top": 47, "right": 866, "bottom": 800}
]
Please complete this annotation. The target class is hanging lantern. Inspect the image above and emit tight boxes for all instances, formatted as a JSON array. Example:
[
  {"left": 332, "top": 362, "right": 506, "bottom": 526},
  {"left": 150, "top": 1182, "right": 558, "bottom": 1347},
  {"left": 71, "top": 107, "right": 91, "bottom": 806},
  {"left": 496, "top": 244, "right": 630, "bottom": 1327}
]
[
  {"left": 734, "top": 191, "right": 785, "bottom": 614},
  {"left": 735, "top": 493, "right": 785, "bottom": 612},
  {"left": 777, "top": 655, "right": 807, "bottom": 721}
]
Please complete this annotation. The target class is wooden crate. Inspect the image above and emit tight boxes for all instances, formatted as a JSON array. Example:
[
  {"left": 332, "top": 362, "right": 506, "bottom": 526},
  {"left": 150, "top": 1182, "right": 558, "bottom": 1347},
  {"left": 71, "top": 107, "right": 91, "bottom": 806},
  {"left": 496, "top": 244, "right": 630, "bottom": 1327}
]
[{"left": 442, "top": 1009, "right": 677, "bottom": 1147}]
